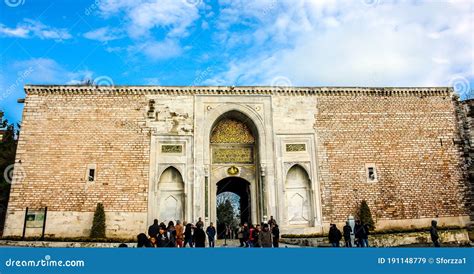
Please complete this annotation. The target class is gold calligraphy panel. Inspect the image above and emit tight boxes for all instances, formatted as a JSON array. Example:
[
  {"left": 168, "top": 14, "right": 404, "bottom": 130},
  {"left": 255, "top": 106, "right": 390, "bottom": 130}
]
[
  {"left": 161, "top": 145, "right": 183, "bottom": 153},
  {"left": 212, "top": 147, "right": 254, "bottom": 164},
  {"left": 210, "top": 118, "right": 255, "bottom": 144},
  {"left": 286, "top": 144, "right": 306, "bottom": 152}
]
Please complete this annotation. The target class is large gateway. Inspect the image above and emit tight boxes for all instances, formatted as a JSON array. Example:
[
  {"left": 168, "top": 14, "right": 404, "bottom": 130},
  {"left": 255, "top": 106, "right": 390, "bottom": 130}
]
[{"left": 3, "top": 85, "right": 471, "bottom": 238}]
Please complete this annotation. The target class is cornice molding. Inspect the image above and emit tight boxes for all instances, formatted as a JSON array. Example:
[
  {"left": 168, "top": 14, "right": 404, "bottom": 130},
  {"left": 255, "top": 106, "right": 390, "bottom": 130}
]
[{"left": 24, "top": 85, "right": 454, "bottom": 97}]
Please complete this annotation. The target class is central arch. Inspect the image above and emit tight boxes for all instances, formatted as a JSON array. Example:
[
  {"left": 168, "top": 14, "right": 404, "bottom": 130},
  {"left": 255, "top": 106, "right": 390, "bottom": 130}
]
[
  {"left": 216, "top": 177, "right": 251, "bottom": 238},
  {"left": 208, "top": 110, "right": 261, "bottom": 227}
]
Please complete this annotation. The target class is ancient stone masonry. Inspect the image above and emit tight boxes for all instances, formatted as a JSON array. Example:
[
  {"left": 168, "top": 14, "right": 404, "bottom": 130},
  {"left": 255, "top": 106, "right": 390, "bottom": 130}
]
[
  {"left": 459, "top": 99, "right": 474, "bottom": 225},
  {"left": 3, "top": 85, "right": 470, "bottom": 238}
]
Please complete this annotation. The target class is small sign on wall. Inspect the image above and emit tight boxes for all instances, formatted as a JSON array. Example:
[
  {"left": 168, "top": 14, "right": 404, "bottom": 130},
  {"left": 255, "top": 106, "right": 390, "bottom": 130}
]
[
  {"left": 25, "top": 209, "right": 46, "bottom": 228},
  {"left": 22, "top": 207, "right": 48, "bottom": 239}
]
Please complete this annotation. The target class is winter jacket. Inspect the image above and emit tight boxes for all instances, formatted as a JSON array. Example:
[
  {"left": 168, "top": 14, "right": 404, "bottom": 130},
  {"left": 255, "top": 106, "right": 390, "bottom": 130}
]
[{"left": 259, "top": 230, "right": 273, "bottom": 247}]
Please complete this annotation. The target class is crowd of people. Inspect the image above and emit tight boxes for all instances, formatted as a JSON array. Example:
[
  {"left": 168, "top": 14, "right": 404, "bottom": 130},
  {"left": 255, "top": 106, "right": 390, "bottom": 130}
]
[
  {"left": 135, "top": 216, "right": 281, "bottom": 248},
  {"left": 328, "top": 220, "right": 370, "bottom": 247},
  {"left": 328, "top": 219, "right": 442, "bottom": 247}
]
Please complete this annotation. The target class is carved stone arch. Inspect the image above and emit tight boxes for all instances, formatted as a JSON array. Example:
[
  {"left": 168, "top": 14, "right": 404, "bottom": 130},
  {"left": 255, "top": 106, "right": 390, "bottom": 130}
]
[
  {"left": 156, "top": 165, "right": 185, "bottom": 192},
  {"left": 284, "top": 162, "right": 312, "bottom": 183},
  {"left": 157, "top": 166, "right": 185, "bottom": 222},
  {"left": 284, "top": 164, "right": 313, "bottom": 226},
  {"left": 203, "top": 104, "right": 267, "bottom": 164}
]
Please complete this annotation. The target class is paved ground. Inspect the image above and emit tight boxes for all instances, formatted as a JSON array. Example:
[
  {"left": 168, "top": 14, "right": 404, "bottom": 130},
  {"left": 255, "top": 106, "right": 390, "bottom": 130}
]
[{"left": 216, "top": 239, "right": 300, "bottom": 248}]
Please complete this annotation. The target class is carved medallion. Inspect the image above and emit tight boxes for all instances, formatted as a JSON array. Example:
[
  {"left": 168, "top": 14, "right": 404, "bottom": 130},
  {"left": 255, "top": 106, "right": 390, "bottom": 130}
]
[{"left": 227, "top": 166, "right": 239, "bottom": 176}]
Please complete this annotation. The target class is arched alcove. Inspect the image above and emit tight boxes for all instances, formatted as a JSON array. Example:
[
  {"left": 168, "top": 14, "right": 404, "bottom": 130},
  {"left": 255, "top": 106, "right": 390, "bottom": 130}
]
[
  {"left": 158, "top": 166, "right": 184, "bottom": 223},
  {"left": 285, "top": 165, "right": 312, "bottom": 226}
]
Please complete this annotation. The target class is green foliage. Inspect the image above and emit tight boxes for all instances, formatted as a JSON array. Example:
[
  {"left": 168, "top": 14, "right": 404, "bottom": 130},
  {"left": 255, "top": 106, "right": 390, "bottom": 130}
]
[
  {"left": 90, "top": 203, "right": 106, "bottom": 239},
  {"left": 357, "top": 200, "right": 375, "bottom": 231},
  {"left": 0, "top": 117, "right": 18, "bottom": 231},
  {"left": 216, "top": 199, "right": 235, "bottom": 226}
]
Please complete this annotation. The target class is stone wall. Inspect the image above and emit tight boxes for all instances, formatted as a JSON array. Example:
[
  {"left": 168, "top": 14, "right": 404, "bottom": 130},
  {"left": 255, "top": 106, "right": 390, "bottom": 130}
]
[
  {"left": 314, "top": 93, "right": 469, "bottom": 224},
  {"left": 4, "top": 92, "right": 150, "bottom": 237},
  {"left": 3, "top": 86, "right": 471, "bottom": 238}
]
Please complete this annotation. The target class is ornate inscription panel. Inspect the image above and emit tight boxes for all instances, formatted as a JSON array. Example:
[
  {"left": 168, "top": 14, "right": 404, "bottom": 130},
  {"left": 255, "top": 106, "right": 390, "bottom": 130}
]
[
  {"left": 213, "top": 147, "right": 253, "bottom": 164},
  {"left": 286, "top": 143, "right": 306, "bottom": 152},
  {"left": 161, "top": 145, "right": 183, "bottom": 153},
  {"left": 211, "top": 118, "right": 255, "bottom": 144}
]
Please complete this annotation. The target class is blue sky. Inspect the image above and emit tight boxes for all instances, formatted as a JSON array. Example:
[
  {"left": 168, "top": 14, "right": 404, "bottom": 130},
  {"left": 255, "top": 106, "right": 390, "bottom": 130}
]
[{"left": 0, "top": 0, "right": 473, "bottom": 124}]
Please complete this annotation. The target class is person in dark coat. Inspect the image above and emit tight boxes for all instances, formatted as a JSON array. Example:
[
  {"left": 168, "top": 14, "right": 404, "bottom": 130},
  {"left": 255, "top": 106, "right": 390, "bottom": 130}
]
[
  {"left": 354, "top": 220, "right": 366, "bottom": 247},
  {"left": 148, "top": 219, "right": 159, "bottom": 238},
  {"left": 328, "top": 224, "right": 342, "bottom": 247},
  {"left": 167, "top": 221, "right": 176, "bottom": 247},
  {"left": 157, "top": 225, "right": 170, "bottom": 247},
  {"left": 242, "top": 223, "right": 250, "bottom": 247},
  {"left": 206, "top": 222, "right": 216, "bottom": 247},
  {"left": 362, "top": 223, "right": 370, "bottom": 247},
  {"left": 137, "top": 233, "right": 152, "bottom": 248},
  {"left": 259, "top": 224, "right": 273, "bottom": 247},
  {"left": 271, "top": 224, "right": 280, "bottom": 248},
  {"left": 343, "top": 221, "right": 352, "bottom": 247},
  {"left": 193, "top": 225, "right": 206, "bottom": 248},
  {"left": 252, "top": 224, "right": 261, "bottom": 247},
  {"left": 184, "top": 222, "right": 194, "bottom": 247},
  {"left": 430, "top": 220, "right": 440, "bottom": 247}
]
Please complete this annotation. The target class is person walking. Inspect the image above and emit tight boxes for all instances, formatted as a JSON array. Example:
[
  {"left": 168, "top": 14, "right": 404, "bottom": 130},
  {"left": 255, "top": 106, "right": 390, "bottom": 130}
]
[
  {"left": 259, "top": 224, "right": 273, "bottom": 247},
  {"left": 237, "top": 224, "right": 245, "bottom": 247},
  {"left": 343, "top": 221, "right": 352, "bottom": 247},
  {"left": 175, "top": 220, "right": 184, "bottom": 248},
  {"left": 271, "top": 224, "right": 280, "bottom": 248},
  {"left": 196, "top": 217, "right": 204, "bottom": 228},
  {"left": 248, "top": 224, "right": 255, "bottom": 247},
  {"left": 206, "top": 222, "right": 216, "bottom": 248},
  {"left": 354, "top": 220, "right": 366, "bottom": 247},
  {"left": 167, "top": 221, "right": 176, "bottom": 247},
  {"left": 243, "top": 223, "right": 250, "bottom": 247},
  {"left": 252, "top": 224, "right": 261, "bottom": 247},
  {"left": 157, "top": 225, "right": 170, "bottom": 248},
  {"left": 328, "top": 224, "right": 342, "bottom": 247},
  {"left": 194, "top": 225, "right": 206, "bottom": 248},
  {"left": 137, "top": 233, "right": 152, "bottom": 248},
  {"left": 362, "top": 223, "right": 370, "bottom": 247},
  {"left": 268, "top": 216, "right": 277, "bottom": 228},
  {"left": 430, "top": 220, "right": 441, "bottom": 247},
  {"left": 148, "top": 219, "right": 159, "bottom": 238},
  {"left": 184, "top": 222, "right": 194, "bottom": 247}
]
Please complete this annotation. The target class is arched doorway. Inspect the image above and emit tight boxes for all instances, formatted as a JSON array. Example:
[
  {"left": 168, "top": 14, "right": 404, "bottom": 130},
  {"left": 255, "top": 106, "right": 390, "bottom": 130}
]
[
  {"left": 285, "top": 165, "right": 312, "bottom": 226},
  {"left": 157, "top": 167, "right": 185, "bottom": 223},
  {"left": 209, "top": 111, "right": 261, "bottom": 227}
]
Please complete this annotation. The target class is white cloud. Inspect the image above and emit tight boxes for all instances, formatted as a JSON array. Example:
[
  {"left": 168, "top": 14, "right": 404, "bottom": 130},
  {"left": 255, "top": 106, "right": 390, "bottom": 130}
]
[
  {"left": 83, "top": 27, "right": 123, "bottom": 42},
  {"left": 99, "top": 0, "right": 200, "bottom": 38},
  {"left": 130, "top": 39, "right": 182, "bottom": 60},
  {"left": 208, "top": 0, "right": 474, "bottom": 87},
  {"left": 0, "top": 19, "right": 72, "bottom": 41},
  {"left": 12, "top": 58, "right": 92, "bottom": 84},
  {"left": 97, "top": 0, "right": 202, "bottom": 60}
]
